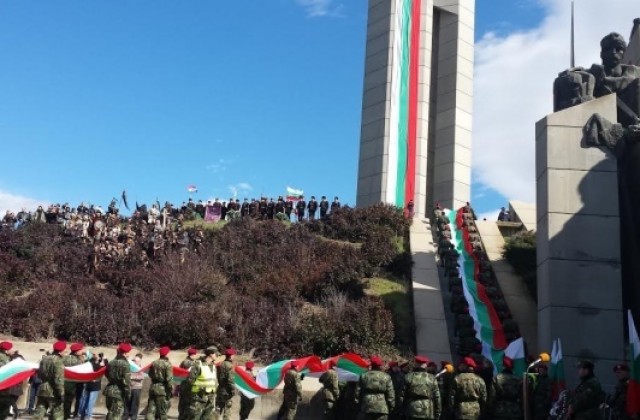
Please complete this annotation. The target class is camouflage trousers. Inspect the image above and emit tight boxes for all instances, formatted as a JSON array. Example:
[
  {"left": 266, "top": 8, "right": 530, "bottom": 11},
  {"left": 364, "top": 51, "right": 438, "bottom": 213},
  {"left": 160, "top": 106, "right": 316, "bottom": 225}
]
[
  {"left": 105, "top": 396, "right": 125, "bottom": 420},
  {"left": 33, "top": 396, "right": 64, "bottom": 420},
  {"left": 216, "top": 395, "right": 232, "bottom": 420},
  {"left": 144, "top": 393, "right": 169, "bottom": 420},
  {"left": 277, "top": 399, "right": 298, "bottom": 420},
  {"left": 0, "top": 395, "right": 13, "bottom": 420},
  {"left": 239, "top": 396, "right": 255, "bottom": 420},
  {"left": 188, "top": 393, "right": 216, "bottom": 420},
  {"left": 178, "top": 391, "right": 193, "bottom": 420}
]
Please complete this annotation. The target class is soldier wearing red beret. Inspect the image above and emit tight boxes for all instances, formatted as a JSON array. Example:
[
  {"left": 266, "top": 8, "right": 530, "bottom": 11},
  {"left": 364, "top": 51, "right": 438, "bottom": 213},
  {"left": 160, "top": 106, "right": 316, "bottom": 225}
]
[
  {"left": 178, "top": 348, "right": 200, "bottom": 420},
  {"left": 63, "top": 343, "right": 85, "bottom": 419},
  {"left": 451, "top": 356, "right": 487, "bottom": 419},
  {"left": 33, "top": 341, "right": 67, "bottom": 420},
  {"left": 145, "top": 347, "right": 173, "bottom": 420},
  {"left": 104, "top": 343, "right": 132, "bottom": 420},
  {"left": 216, "top": 348, "right": 236, "bottom": 420}
]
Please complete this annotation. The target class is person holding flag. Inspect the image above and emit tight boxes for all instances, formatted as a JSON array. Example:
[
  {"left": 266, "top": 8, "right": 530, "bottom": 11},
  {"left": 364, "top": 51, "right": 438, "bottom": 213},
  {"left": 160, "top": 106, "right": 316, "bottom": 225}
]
[
  {"left": 34, "top": 341, "right": 67, "bottom": 420},
  {"left": 239, "top": 361, "right": 256, "bottom": 420},
  {"left": 144, "top": 347, "right": 173, "bottom": 420}
]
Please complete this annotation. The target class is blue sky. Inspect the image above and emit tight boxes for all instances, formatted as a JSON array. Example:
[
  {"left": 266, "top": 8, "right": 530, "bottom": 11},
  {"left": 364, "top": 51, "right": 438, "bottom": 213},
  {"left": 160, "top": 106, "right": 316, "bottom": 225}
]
[{"left": 0, "top": 0, "right": 546, "bottom": 214}]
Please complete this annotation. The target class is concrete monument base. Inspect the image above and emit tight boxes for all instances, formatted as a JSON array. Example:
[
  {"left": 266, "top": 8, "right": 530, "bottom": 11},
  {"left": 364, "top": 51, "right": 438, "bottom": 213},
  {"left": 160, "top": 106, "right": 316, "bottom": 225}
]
[{"left": 536, "top": 94, "right": 624, "bottom": 390}]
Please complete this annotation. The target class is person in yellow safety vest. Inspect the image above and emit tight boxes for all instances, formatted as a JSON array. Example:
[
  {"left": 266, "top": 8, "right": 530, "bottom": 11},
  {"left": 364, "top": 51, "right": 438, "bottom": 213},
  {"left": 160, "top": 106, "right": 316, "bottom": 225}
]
[{"left": 185, "top": 347, "right": 218, "bottom": 420}]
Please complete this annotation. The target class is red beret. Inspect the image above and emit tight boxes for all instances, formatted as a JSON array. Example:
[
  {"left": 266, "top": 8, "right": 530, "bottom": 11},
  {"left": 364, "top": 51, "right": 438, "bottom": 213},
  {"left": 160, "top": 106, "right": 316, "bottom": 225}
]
[
  {"left": 370, "top": 356, "right": 383, "bottom": 367},
  {"left": 245, "top": 361, "right": 255, "bottom": 369},
  {"left": 159, "top": 346, "right": 170, "bottom": 357},
  {"left": 70, "top": 343, "right": 84, "bottom": 353},
  {"left": 118, "top": 343, "right": 132, "bottom": 353},
  {"left": 224, "top": 348, "right": 236, "bottom": 356},
  {"left": 0, "top": 342, "right": 13, "bottom": 351},
  {"left": 502, "top": 356, "right": 514, "bottom": 370},
  {"left": 463, "top": 357, "right": 477, "bottom": 369},
  {"left": 187, "top": 348, "right": 198, "bottom": 356},
  {"left": 415, "top": 355, "right": 430, "bottom": 364},
  {"left": 388, "top": 361, "right": 398, "bottom": 368},
  {"left": 53, "top": 341, "right": 67, "bottom": 352},
  {"left": 290, "top": 360, "right": 298, "bottom": 368}
]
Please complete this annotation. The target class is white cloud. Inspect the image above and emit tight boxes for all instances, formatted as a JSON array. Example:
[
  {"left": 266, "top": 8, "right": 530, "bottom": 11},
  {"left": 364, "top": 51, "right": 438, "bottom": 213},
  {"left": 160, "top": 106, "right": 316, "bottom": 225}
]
[
  {"left": 295, "top": 0, "right": 344, "bottom": 18},
  {"left": 228, "top": 182, "right": 253, "bottom": 198},
  {"left": 206, "top": 158, "right": 227, "bottom": 173},
  {"left": 0, "top": 190, "right": 45, "bottom": 215},
  {"left": 473, "top": 0, "right": 638, "bottom": 203}
]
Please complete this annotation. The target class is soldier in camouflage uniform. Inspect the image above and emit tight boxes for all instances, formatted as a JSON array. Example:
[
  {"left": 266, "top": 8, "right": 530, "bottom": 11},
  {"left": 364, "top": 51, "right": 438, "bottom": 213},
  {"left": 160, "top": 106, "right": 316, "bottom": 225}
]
[
  {"left": 104, "top": 343, "right": 133, "bottom": 420},
  {"left": 63, "top": 343, "right": 84, "bottom": 419},
  {"left": 144, "top": 347, "right": 173, "bottom": 420},
  {"left": 451, "top": 357, "right": 486, "bottom": 420},
  {"left": 387, "top": 362, "right": 404, "bottom": 420},
  {"left": 34, "top": 341, "right": 67, "bottom": 420},
  {"left": 609, "top": 363, "right": 630, "bottom": 420},
  {"left": 178, "top": 348, "right": 199, "bottom": 420},
  {"left": 402, "top": 356, "right": 441, "bottom": 420},
  {"left": 319, "top": 360, "right": 340, "bottom": 420},
  {"left": 358, "top": 356, "right": 395, "bottom": 420},
  {"left": 530, "top": 363, "right": 551, "bottom": 420},
  {"left": 489, "top": 357, "right": 522, "bottom": 419},
  {"left": 239, "top": 361, "right": 256, "bottom": 420},
  {"left": 277, "top": 360, "right": 302, "bottom": 420},
  {"left": 0, "top": 342, "right": 14, "bottom": 420},
  {"left": 186, "top": 347, "right": 218, "bottom": 420},
  {"left": 567, "top": 360, "right": 604, "bottom": 420},
  {"left": 216, "top": 348, "right": 236, "bottom": 420}
]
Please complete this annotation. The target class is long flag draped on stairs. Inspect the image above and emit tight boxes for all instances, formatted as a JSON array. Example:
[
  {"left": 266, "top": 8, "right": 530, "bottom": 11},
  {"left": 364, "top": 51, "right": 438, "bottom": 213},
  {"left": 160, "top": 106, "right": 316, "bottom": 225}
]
[
  {"left": 627, "top": 311, "right": 640, "bottom": 416},
  {"left": 446, "top": 208, "right": 508, "bottom": 371}
]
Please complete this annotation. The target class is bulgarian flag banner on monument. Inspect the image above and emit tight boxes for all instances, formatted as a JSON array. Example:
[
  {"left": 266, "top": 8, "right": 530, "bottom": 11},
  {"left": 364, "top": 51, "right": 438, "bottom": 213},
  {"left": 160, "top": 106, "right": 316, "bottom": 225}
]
[
  {"left": 627, "top": 310, "right": 640, "bottom": 416},
  {"left": 446, "top": 208, "right": 507, "bottom": 362},
  {"left": 549, "top": 338, "right": 566, "bottom": 401}
]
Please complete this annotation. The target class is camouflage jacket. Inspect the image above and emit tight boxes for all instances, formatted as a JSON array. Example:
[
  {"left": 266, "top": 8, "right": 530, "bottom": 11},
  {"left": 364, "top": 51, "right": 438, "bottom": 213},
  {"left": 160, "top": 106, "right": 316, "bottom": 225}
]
[
  {"left": 103, "top": 355, "right": 132, "bottom": 400},
  {"left": 319, "top": 369, "right": 339, "bottom": 402},
  {"left": 610, "top": 377, "right": 630, "bottom": 419},
  {"left": 0, "top": 352, "right": 11, "bottom": 368},
  {"left": 359, "top": 369, "right": 395, "bottom": 414},
  {"left": 490, "top": 372, "right": 522, "bottom": 419},
  {"left": 216, "top": 360, "right": 236, "bottom": 398},
  {"left": 282, "top": 368, "right": 302, "bottom": 402},
  {"left": 62, "top": 354, "right": 82, "bottom": 368},
  {"left": 179, "top": 358, "right": 196, "bottom": 370},
  {"left": 148, "top": 357, "right": 173, "bottom": 396},
  {"left": 403, "top": 370, "right": 441, "bottom": 419},
  {"left": 570, "top": 375, "right": 604, "bottom": 420},
  {"left": 451, "top": 372, "right": 487, "bottom": 420},
  {"left": 37, "top": 353, "right": 65, "bottom": 399}
]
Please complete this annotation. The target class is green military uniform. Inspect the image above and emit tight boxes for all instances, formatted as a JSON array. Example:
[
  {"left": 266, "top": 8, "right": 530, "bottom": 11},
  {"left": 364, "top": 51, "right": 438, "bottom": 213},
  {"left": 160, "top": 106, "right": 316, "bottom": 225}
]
[
  {"left": 319, "top": 368, "right": 339, "bottom": 420},
  {"left": 489, "top": 371, "right": 522, "bottom": 419},
  {"left": 402, "top": 369, "right": 441, "bottom": 420},
  {"left": 216, "top": 359, "right": 235, "bottom": 420},
  {"left": 187, "top": 360, "right": 217, "bottom": 420},
  {"left": 62, "top": 354, "right": 82, "bottom": 419},
  {"left": 451, "top": 372, "right": 486, "bottom": 420},
  {"left": 104, "top": 355, "right": 132, "bottom": 420},
  {"left": 178, "top": 357, "right": 197, "bottom": 420},
  {"left": 144, "top": 357, "right": 173, "bottom": 420},
  {"left": 239, "top": 367, "right": 256, "bottom": 420},
  {"left": 34, "top": 354, "right": 65, "bottom": 420},
  {"left": 359, "top": 369, "right": 395, "bottom": 420},
  {"left": 0, "top": 351, "right": 13, "bottom": 420},
  {"left": 531, "top": 372, "right": 551, "bottom": 420},
  {"left": 277, "top": 368, "right": 302, "bottom": 420},
  {"left": 610, "top": 376, "right": 630, "bottom": 420},
  {"left": 570, "top": 374, "right": 604, "bottom": 420}
]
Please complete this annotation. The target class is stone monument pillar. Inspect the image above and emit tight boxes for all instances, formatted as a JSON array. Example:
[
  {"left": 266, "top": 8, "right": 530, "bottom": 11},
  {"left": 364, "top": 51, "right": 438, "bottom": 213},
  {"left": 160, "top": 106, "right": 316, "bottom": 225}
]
[{"left": 536, "top": 94, "right": 624, "bottom": 389}]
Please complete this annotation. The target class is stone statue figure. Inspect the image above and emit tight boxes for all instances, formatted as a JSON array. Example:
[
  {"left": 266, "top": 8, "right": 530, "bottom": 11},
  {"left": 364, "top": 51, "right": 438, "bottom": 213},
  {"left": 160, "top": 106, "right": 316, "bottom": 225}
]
[{"left": 554, "top": 28, "right": 640, "bottom": 319}]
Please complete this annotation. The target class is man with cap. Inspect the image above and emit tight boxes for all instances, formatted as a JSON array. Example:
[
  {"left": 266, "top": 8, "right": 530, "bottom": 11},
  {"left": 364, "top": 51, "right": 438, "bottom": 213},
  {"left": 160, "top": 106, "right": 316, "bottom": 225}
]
[
  {"left": 216, "top": 348, "right": 236, "bottom": 420},
  {"left": 63, "top": 343, "right": 84, "bottom": 419},
  {"left": 104, "top": 343, "right": 132, "bottom": 420},
  {"left": 144, "top": 347, "right": 173, "bottom": 420},
  {"left": 33, "top": 341, "right": 67, "bottom": 420},
  {"left": 239, "top": 361, "right": 256, "bottom": 420},
  {"left": 358, "top": 356, "right": 395, "bottom": 419},
  {"left": 489, "top": 356, "right": 522, "bottom": 419},
  {"left": 387, "top": 361, "right": 404, "bottom": 420},
  {"left": 610, "top": 363, "right": 631, "bottom": 420},
  {"left": 0, "top": 342, "right": 14, "bottom": 420},
  {"left": 567, "top": 360, "right": 604, "bottom": 420},
  {"left": 319, "top": 196, "right": 330, "bottom": 219},
  {"left": 319, "top": 360, "right": 340, "bottom": 420},
  {"left": 530, "top": 363, "right": 551, "bottom": 420},
  {"left": 295, "top": 196, "right": 306, "bottom": 222},
  {"left": 307, "top": 196, "right": 318, "bottom": 221},
  {"left": 330, "top": 196, "right": 341, "bottom": 213},
  {"left": 186, "top": 347, "right": 218, "bottom": 420},
  {"left": 178, "top": 348, "right": 199, "bottom": 420},
  {"left": 402, "top": 355, "right": 441, "bottom": 420},
  {"left": 277, "top": 360, "right": 302, "bottom": 420},
  {"left": 450, "top": 357, "right": 486, "bottom": 420}
]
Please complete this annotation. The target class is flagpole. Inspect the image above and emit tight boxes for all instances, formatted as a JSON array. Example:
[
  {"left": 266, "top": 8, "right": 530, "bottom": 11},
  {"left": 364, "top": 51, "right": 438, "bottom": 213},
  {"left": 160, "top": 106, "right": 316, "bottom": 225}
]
[{"left": 570, "top": 1, "right": 575, "bottom": 68}]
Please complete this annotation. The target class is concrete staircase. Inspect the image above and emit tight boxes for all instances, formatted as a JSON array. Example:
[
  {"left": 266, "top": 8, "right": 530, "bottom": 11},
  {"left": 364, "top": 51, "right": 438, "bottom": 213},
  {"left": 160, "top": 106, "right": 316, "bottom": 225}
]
[
  {"left": 475, "top": 220, "right": 539, "bottom": 353},
  {"left": 410, "top": 217, "right": 453, "bottom": 362}
]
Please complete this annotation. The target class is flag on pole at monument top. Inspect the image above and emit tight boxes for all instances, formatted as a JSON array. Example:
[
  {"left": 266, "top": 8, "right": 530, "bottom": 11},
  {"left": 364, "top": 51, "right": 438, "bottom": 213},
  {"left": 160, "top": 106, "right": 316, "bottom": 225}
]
[
  {"left": 549, "top": 338, "right": 566, "bottom": 401},
  {"left": 187, "top": 185, "right": 198, "bottom": 193},
  {"left": 627, "top": 310, "right": 640, "bottom": 416},
  {"left": 623, "top": 18, "right": 640, "bottom": 66},
  {"left": 286, "top": 187, "right": 304, "bottom": 201}
]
